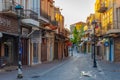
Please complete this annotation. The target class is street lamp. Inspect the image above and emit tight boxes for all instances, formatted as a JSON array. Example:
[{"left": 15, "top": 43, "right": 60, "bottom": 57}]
[
  {"left": 15, "top": 4, "right": 23, "bottom": 79},
  {"left": 92, "top": 20, "right": 97, "bottom": 68}
]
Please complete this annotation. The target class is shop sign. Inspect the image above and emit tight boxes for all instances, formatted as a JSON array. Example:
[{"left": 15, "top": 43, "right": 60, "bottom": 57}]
[{"left": 0, "top": 17, "right": 11, "bottom": 27}]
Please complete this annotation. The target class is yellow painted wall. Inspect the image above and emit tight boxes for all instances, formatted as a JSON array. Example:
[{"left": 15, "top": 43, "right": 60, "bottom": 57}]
[
  {"left": 94, "top": 0, "right": 113, "bottom": 34},
  {"left": 84, "top": 25, "right": 88, "bottom": 31}
]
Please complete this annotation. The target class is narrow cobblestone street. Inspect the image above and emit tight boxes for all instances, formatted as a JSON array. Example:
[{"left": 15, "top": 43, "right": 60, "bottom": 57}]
[
  {"left": 33, "top": 53, "right": 106, "bottom": 80},
  {"left": 1, "top": 0, "right": 120, "bottom": 80},
  {"left": 0, "top": 50, "right": 120, "bottom": 80}
]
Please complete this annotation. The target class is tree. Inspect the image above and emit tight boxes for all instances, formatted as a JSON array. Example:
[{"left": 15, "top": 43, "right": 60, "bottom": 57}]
[
  {"left": 70, "top": 27, "right": 79, "bottom": 44},
  {"left": 70, "top": 25, "right": 85, "bottom": 45},
  {"left": 78, "top": 25, "right": 84, "bottom": 42}
]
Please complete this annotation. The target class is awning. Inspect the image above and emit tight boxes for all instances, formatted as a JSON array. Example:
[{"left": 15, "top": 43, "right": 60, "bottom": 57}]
[
  {"left": 66, "top": 41, "right": 72, "bottom": 46},
  {"left": 49, "top": 25, "right": 57, "bottom": 30},
  {"left": 79, "top": 41, "right": 84, "bottom": 46},
  {"left": 106, "top": 29, "right": 120, "bottom": 34},
  {"left": 96, "top": 41, "right": 103, "bottom": 46},
  {"left": 21, "top": 19, "right": 39, "bottom": 27},
  {"left": 44, "top": 25, "right": 58, "bottom": 30}
]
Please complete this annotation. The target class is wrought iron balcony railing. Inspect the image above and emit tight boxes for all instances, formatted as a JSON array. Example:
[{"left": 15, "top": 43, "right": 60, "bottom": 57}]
[
  {"left": 24, "top": 9, "right": 38, "bottom": 20},
  {"left": 0, "top": 2, "right": 24, "bottom": 17},
  {"left": 40, "top": 11, "right": 49, "bottom": 20},
  {"left": 98, "top": 2, "right": 108, "bottom": 13}
]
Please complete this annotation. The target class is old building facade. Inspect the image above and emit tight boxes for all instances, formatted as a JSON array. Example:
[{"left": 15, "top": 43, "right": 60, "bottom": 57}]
[
  {"left": 0, "top": 0, "right": 69, "bottom": 69},
  {"left": 94, "top": 0, "right": 120, "bottom": 62}
]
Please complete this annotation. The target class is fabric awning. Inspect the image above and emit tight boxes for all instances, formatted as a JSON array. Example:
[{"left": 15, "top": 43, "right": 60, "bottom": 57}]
[
  {"left": 44, "top": 25, "right": 58, "bottom": 30},
  {"left": 96, "top": 41, "right": 103, "bottom": 46},
  {"left": 79, "top": 41, "right": 84, "bottom": 46}
]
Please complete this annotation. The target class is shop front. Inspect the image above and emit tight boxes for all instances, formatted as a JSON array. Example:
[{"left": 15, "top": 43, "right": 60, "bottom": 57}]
[
  {"left": 0, "top": 34, "right": 18, "bottom": 66},
  {"left": 30, "top": 30, "right": 42, "bottom": 65},
  {"left": 46, "top": 32, "right": 54, "bottom": 62},
  {"left": 54, "top": 34, "right": 59, "bottom": 60},
  {"left": 0, "top": 15, "right": 18, "bottom": 67}
]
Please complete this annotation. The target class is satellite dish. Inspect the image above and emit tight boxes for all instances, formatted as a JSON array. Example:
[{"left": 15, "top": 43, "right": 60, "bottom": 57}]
[{"left": 0, "top": 32, "right": 3, "bottom": 38}]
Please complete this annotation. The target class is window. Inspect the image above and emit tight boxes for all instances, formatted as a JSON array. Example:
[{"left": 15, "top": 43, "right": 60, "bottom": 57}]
[
  {"left": 32, "top": 0, "right": 39, "bottom": 14},
  {"left": 15, "top": 0, "right": 20, "bottom": 4}
]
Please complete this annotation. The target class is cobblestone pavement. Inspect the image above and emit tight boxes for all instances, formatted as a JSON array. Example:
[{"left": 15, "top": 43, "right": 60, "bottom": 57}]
[
  {"left": 35, "top": 54, "right": 106, "bottom": 80},
  {"left": 97, "top": 59, "right": 120, "bottom": 80},
  {"left": 0, "top": 51, "right": 120, "bottom": 80}
]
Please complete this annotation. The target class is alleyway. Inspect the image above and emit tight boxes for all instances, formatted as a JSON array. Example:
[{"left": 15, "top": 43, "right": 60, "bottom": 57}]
[{"left": 1, "top": 50, "right": 120, "bottom": 80}]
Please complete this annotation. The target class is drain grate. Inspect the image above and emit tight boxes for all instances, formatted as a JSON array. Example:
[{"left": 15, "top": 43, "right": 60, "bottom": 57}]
[{"left": 31, "top": 75, "right": 40, "bottom": 78}]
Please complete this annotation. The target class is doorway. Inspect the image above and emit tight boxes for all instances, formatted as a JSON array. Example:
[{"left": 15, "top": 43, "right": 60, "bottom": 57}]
[{"left": 4, "top": 38, "right": 15, "bottom": 65}]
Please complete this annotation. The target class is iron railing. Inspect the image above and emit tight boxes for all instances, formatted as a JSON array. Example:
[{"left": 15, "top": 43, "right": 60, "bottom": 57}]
[
  {"left": 40, "top": 11, "right": 50, "bottom": 20},
  {"left": 0, "top": 2, "right": 24, "bottom": 16},
  {"left": 24, "top": 9, "right": 38, "bottom": 20}
]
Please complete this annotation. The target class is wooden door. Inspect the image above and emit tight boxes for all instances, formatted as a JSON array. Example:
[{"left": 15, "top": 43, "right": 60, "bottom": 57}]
[
  {"left": 41, "top": 38, "right": 47, "bottom": 62},
  {"left": 54, "top": 41, "right": 58, "bottom": 60},
  {"left": 21, "top": 38, "right": 28, "bottom": 65}
]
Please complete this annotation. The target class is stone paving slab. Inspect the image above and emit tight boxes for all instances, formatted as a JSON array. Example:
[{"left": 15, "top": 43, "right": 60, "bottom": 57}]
[
  {"left": 0, "top": 57, "right": 70, "bottom": 80},
  {"left": 1, "top": 53, "right": 120, "bottom": 80},
  {"left": 97, "top": 60, "right": 120, "bottom": 80}
]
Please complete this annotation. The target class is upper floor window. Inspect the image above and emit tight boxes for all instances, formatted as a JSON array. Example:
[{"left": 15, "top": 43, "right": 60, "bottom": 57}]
[
  {"left": 14, "top": 0, "right": 21, "bottom": 4},
  {"left": 32, "top": 0, "right": 40, "bottom": 14}
]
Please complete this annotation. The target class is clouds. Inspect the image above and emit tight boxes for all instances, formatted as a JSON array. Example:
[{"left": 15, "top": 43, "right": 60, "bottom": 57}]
[{"left": 55, "top": 0, "right": 95, "bottom": 27}]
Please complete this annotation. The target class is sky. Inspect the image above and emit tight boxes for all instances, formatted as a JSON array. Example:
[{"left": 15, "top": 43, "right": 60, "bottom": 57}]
[{"left": 54, "top": 0, "right": 96, "bottom": 28}]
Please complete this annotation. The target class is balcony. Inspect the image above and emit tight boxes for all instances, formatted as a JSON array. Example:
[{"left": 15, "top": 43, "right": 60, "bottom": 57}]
[
  {"left": 107, "top": 29, "right": 120, "bottom": 34},
  {"left": 106, "top": 22, "right": 120, "bottom": 37},
  {"left": 39, "top": 11, "right": 50, "bottom": 25},
  {"left": 21, "top": 9, "right": 39, "bottom": 27},
  {"left": 101, "top": 30, "right": 106, "bottom": 35},
  {"left": 98, "top": 3, "right": 108, "bottom": 13},
  {"left": 24, "top": 9, "right": 38, "bottom": 20},
  {"left": 0, "top": 2, "right": 24, "bottom": 18}
]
